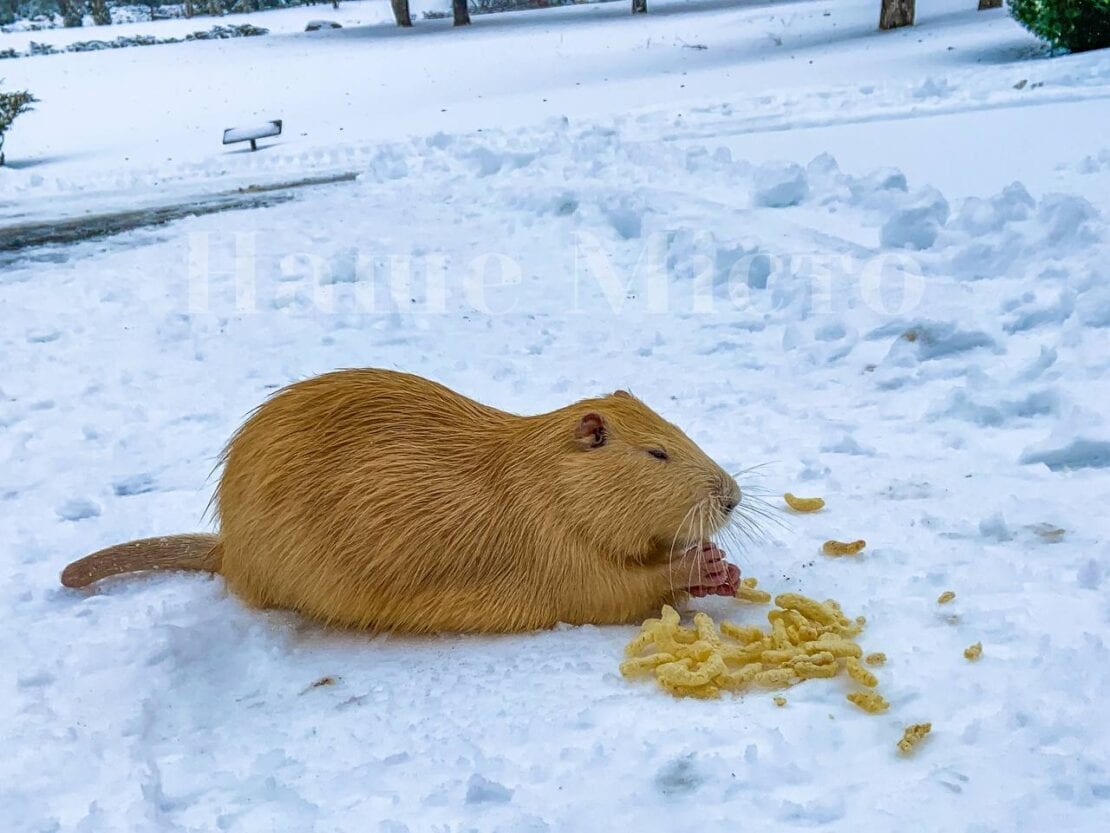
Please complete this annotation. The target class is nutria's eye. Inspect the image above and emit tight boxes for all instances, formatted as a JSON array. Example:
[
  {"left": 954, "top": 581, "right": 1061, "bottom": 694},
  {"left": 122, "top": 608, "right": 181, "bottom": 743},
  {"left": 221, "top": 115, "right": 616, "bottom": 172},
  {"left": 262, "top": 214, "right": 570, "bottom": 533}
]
[{"left": 647, "top": 448, "right": 668, "bottom": 461}]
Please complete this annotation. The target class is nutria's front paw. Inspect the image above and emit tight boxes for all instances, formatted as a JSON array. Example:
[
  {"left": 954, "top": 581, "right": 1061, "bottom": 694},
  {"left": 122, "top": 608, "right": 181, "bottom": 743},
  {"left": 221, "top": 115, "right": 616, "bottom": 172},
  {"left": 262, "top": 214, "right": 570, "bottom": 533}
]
[{"left": 681, "top": 541, "right": 740, "bottom": 598}]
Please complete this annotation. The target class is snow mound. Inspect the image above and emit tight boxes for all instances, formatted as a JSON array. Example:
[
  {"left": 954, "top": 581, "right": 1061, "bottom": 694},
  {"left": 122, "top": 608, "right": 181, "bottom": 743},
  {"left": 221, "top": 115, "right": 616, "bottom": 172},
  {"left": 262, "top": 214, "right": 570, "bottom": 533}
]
[{"left": 753, "top": 161, "right": 809, "bottom": 208}]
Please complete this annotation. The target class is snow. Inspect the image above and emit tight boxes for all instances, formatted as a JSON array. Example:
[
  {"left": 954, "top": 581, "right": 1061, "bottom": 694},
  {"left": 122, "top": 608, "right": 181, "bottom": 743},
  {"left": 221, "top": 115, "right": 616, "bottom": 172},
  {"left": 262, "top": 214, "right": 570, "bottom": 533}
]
[{"left": 2, "top": 1, "right": 1110, "bottom": 831}]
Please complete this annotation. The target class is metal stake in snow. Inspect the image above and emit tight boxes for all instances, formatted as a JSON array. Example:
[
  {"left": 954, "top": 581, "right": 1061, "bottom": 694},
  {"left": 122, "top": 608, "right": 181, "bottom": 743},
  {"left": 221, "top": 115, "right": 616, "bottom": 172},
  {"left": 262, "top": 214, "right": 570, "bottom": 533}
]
[{"left": 222, "top": 119, "right": 283, "bottom": 152}]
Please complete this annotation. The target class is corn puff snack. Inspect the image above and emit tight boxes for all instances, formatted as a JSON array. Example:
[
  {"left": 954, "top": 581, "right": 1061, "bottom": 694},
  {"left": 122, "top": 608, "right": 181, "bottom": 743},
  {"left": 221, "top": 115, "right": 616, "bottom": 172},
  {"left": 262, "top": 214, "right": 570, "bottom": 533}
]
[
  {"left": 937, "top": 591, "right": 955, "bottom": 604},
  {"left": 754, "top": 668, "right": 797, "bottom": 688},
  {"left": 822, "top": 539, "right": 866, "bottom": 556},
  {"left": 719, "top": 622, "right": 764, "bottom": 644},
  {"left": 897, "top": 723, "right": 932, "bottom": 754},
  {"left": 847, "top": 691, "right": 890, "bottom": 714},
  {"left": 775, "top": 593, "right": 841, "bottom": 626},
  {"left": 621, "top": 587, "right": 888, "bottom": 712},
  {"left": 784, "top": 493, "right": 825, "bottom": 512},
  {"left": 845, "top": 656, "right": 878, "bottom": 687},
  {"left": 736, "top": 585, "right": 772, "bottom": 603},
  {"left": 619, "top": 652, "right": 679, "bottom": 677},
  {"left": 964, "top": 642, "right": 983, "bottom": 661},
  {"left": 864, "top": 652, "right": 886, "bottom": 666}
]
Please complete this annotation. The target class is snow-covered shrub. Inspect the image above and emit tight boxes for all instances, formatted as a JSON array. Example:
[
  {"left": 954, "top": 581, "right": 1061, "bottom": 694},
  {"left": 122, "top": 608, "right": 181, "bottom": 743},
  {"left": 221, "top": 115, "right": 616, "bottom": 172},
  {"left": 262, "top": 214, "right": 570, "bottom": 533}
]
[
  {"left": 0, "top": 81, "right": 36, "bottom": 164},
  {"left": 1008, "top": 0, "right": 1110, "bottom": 52}
]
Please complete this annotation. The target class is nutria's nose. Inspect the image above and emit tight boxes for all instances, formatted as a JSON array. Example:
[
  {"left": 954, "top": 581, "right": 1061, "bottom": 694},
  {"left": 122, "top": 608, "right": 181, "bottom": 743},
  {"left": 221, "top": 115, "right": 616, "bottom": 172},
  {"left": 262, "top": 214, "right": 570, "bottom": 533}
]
[{"left": 718, "top": 481, "right": 741, "bottom": 516}]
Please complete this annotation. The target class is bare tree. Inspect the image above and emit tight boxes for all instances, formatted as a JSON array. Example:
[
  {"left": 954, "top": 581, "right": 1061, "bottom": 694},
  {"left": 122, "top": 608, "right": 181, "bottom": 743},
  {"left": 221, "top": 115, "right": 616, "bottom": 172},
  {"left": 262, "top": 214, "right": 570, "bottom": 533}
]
[
  {"left": 879, "top": 0, "right": 914, "bottom": 29},
  {"left": 978, "top": 0, "right": 1001, "bottom": 8},
  {"left": 632, "top": 0, "right": 647, "bottom": 13},
  {"left": 453, "top": 0, "right": 470, "bottom": 26},
  {"left": 391, "top": 0, "right": 412, "bottom": 26}
]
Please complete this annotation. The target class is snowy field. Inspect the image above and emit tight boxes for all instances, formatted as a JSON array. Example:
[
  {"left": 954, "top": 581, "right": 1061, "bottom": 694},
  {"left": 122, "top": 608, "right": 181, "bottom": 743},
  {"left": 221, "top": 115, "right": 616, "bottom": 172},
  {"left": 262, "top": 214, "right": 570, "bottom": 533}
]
[{"left": 2, "top": 1, "right": 1110, "bottom": 831}]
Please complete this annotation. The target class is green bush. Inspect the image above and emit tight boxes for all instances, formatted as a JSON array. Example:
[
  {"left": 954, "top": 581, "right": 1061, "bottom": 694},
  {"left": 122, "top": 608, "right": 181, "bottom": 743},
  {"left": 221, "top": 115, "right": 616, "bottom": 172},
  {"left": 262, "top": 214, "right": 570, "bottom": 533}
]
[
  {"left": 1009, "top": 0, "right": 1110, "bottom": 52},
  {"left": 0, "top": 84, "right": 37, "bottom": 165}
]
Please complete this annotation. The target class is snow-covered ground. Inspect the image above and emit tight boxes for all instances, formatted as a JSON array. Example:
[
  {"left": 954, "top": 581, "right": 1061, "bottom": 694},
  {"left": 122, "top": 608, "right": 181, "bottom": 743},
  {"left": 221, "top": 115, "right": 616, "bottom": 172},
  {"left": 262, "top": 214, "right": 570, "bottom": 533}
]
[{"left": 2, "top": 2, "right": 1109, "bottom": 831}]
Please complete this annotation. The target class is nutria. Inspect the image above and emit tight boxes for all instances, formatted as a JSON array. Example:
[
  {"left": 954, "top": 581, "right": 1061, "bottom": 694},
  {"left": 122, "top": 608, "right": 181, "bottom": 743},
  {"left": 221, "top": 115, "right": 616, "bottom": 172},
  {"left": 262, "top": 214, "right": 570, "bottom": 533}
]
[{"left": 61, "top": 369, "right": 743, "bottom": 633}]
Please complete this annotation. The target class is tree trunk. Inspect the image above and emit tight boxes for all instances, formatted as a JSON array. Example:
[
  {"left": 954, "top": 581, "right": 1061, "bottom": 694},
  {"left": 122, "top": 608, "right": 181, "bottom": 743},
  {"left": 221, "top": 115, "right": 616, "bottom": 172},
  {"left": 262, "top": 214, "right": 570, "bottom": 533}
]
[
  {"left": 58, "top": 0, "right": 85, "bottom": 27},
  {"left": 977, "top": 0, "right": 1001, "bottom": 8},
  {"left": 89, "top": 0, "right": 110, "bottom": 25},
  {"left": 632, "top": 0, "right": 647, "bottom": 13},
  {"left": 391, "top": 0, "right": 412, "bottom": 26},
  {"left": 878, "top": 0, "right": 914, "bottom": 30},
  {"left": 453, "top": 0, "right": 470, "bottom": 26},
  {"left": 183, "top": 0, "right": 193, "bottom": 17}
]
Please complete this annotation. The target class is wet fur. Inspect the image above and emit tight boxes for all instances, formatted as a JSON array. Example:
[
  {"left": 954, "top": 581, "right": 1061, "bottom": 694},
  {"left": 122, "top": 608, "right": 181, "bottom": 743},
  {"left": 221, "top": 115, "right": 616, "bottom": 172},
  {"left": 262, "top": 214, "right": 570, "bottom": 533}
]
[{"left": 63, "top": 369, "right": 739, "bottom": 633}]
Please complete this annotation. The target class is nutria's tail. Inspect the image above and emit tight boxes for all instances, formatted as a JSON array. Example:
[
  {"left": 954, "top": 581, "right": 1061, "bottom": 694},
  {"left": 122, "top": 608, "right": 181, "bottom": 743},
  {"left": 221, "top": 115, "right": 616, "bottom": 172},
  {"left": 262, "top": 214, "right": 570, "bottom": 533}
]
[{"left": 60, "top": 533, "right": 222, "bottom": 588}]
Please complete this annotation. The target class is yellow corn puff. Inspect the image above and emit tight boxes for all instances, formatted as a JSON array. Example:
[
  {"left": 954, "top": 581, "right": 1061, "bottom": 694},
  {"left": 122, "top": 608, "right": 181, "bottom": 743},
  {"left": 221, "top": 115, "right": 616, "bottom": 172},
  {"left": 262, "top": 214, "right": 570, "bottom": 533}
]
[
  {"left": 620, "top": 653, "right": 679, "bottom": 677},
  {"left": 865, "top": 652, "right": 886, "bottom": 666},
  {"left": 937, "top": 591, "right": 955, "bottom": 604},
  {"left": 822, "top": 539, "right": 866, "bottom": 556},
  {"left": 624, "top": 624, "right": 659, "bottom": 657},
  {"left": 775, "top": 593, "right": 841, "bottom": 626},
  {"left": 773, "top": 695, "right": 787, "bottom": 707},
  {"left": 656, "top": 654, "right": 727, "bottom": 688},
  {"left": 784, "top": 493, "right": 825, "bottom": 512},
  {"left": 761, "top": 648, "right": 804, "bottom": 664},
  {"left": 897, "top": 723, "right": 932, "bottom": 754},
  {"left": 717, "top": 662, "right": 764, "bottom": 690},
  {"left": 964, "top": 642, "right": 982, "bottom": 661},
  {"left": 654, "top": 659, "right": 702, "bottom": 686},
  {"left": 719, "top": 622, "right": 764, "bottom": 644},
  {"left": 660, "top": 681, "right": 721, "bottom": 699},
  {"left": 741, "top": 577, "right": 759, "bottom": 588},
  {"left": 794, "top": 652, "right": 839, "bottom": 679},
  {"left": 693, "top": 612, "right": 721, "bottom": 646},
  {"left": 718, "top": 644, "right": 765, "bottom": 665},
  {"left": 770, "top": 618, "right": 792, "bottom": 649},
  {"left": 845, "top": 656, "right": 878, "bottom": 687},
  {"left": 736, "top": 586, "right": 772, "bottom": 604},
  {"left": 623, "top": 577, "right": 883, "bottom": 705},
  {"left": 803, "top": 638, "right": 862, "bottom": 658},
  {"left": 754, "top": 668, "right": 797, "bottom": 688},
  {"left": 673, "top": 640, "right": 717, "bottom": 662},
  {"left": 847, "top": 691, "right": 890, "bottom": 714},
  {"left": 670, "top": 626, "right": 699, "bottom": 644}
]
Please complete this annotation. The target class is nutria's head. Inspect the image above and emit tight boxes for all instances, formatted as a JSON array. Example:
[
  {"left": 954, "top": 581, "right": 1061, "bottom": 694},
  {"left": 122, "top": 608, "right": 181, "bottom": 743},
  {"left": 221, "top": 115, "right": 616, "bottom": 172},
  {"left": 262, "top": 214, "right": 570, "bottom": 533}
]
[{"left": 553, "top": 390, "right": 740, "bottom": 560}]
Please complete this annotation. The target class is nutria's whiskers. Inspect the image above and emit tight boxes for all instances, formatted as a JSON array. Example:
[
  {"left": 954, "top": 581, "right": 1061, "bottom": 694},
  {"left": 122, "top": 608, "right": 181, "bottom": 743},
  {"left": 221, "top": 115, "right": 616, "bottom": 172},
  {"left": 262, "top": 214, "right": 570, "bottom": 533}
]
[{"left": 665, "top": 500, "right": 702, "bottom": 600}]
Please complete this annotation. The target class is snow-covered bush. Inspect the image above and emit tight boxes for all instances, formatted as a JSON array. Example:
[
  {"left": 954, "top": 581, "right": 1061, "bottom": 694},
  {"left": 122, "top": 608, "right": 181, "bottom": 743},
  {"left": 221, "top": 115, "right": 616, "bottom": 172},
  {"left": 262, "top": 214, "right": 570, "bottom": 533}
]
[
  {"left": 1009, "top": 0, "right": 1110, "bottom": 52},
  {"left": 0, "top": 0, "right": 329, "bottom": 30},
  {"left": 0, "top": 82, "right": 36, "bottom": 165}
]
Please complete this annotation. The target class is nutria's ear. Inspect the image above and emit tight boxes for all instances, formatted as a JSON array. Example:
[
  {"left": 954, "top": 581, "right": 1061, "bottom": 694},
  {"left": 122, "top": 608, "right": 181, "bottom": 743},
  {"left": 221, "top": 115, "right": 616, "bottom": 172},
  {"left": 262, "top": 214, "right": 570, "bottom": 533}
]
[
  {"left": 574, "top": 412, "right": 607, "bottom": 449},
  {"left": 613, "top": 389, "right": 633, "bottom": 399}
]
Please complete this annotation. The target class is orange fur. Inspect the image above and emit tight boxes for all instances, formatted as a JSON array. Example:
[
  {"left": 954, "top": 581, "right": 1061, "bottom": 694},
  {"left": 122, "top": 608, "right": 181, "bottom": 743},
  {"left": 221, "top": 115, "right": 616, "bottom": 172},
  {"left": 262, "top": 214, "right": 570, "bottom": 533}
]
[{"left": 64, "top": 369, "right": 740, "bottom": 633}]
